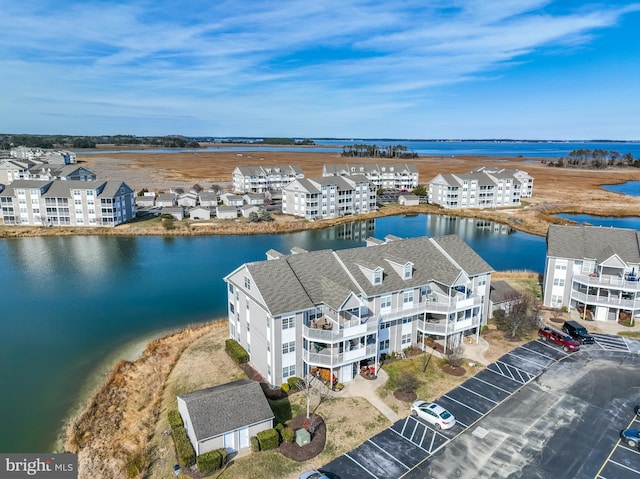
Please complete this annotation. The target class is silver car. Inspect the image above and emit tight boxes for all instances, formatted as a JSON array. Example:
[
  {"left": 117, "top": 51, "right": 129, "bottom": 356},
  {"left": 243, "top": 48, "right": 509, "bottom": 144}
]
[{"left": 410, "top": 401, "right": 456, "bottom": 430}]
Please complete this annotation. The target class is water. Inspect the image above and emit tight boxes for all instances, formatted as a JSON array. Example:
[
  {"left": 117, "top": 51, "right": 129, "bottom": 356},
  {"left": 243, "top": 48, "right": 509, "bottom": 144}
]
[
  {"left": 76, "top": 140, "right": 640, "bottom": 158},
  {"left": 601, "top": 181, "right": 640, "bottom": 197},
  {"left": 0, "top": 214, "right": 545, "bottom": 453},
  {"left": 556, "top": 214, "right": 640, "bottom": 230}
]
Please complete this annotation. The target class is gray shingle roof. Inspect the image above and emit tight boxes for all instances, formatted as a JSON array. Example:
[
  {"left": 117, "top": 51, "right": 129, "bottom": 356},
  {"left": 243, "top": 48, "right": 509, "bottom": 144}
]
[
  {"left": 490, "top": 280, "right": 519, "bottom": 303},
  {"left": 547, "top": 225, "right": 640, "bottom": 262},
  {"left": 179, "top": 379, "right": 274, "bottom": 441},
  {"left": 244, "top": 235, "right": 493, "bottom": 315},
  {"left": 0, "top": 180, "right": 52, "bottom": 196}
]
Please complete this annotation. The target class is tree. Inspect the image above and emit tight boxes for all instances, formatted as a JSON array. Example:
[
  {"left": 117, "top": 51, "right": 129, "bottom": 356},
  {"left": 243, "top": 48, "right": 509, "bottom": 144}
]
[
  {"left": 443, "top": 337, "right": 465, "bottom": 368},
  {"left": 495, "top": 290, "right": 541, "bottom": 339},
  {"left": 292, "top": 374, "right": 331, "bottom": 419},
  {"left": 395, "top": 372, "right": 419, "bottom": 394},
  {"left": 412, "top": 185, "right": 427, "bottom": 197}
]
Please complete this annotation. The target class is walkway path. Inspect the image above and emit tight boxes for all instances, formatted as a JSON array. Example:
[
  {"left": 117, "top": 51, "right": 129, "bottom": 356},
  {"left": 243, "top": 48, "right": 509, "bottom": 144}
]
[{"left": 340, "top": 368, "right": 400, "bottom": 422}]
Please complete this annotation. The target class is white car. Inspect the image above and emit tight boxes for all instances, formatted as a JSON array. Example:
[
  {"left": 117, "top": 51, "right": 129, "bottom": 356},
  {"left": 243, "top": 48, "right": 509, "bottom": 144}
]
[{"left": 410, "top": 401, "right": 456, "bottom": 430}]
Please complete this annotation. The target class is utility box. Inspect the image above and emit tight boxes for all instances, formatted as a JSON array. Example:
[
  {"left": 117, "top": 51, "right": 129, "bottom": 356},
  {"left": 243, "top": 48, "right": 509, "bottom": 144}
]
[{"left": 295, "top": 428, "right": 311, "bottom": 446}]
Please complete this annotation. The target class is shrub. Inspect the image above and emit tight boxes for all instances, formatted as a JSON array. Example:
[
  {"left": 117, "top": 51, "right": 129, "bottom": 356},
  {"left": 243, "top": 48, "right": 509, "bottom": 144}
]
[
  {"left": 287, "top": 376, "right": 302, "bottom": 391},
  {"left": 275, "top": 422, "right": 284, "bottom": 433},
  {"left": 167, "top": 409, "right": 183, "bottom": 430},
  {"left": 256, "top": 428, "right": 280, "bottom": 450},
  {"left": 250, "top": 436, "right": 260, "bottom": 452},
  {"left": 281, "top": 427, "right": 295, "bottom": 443},
  {"left": 396, "top": 372, "right": 419, "bottom": 393},
  {"left": 281, "top": 383, "right": 290, "bottom": 393},
  {"left": 225, "top": 339, "right": 249, "bottom": 364},
  {"left": 196, "top": 448, "right": 227, "bottom": 474},
  {"left": 172, "top": 426, "right": 195, "bottom": 467}
]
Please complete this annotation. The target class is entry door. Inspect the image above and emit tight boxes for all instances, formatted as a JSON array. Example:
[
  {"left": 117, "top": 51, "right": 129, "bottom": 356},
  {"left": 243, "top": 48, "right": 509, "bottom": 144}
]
[
  {"left": 224, "top": 431, "right": 235, "bottom": 453},
  {"left": 239, "top": 427, "right": 249, "bottom": 449}
]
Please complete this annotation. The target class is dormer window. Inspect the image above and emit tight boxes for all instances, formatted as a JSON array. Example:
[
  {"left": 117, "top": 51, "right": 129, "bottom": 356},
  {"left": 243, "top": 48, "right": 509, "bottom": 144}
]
[
  {"left": 403, "top": 264, "right": 412, "bottom": 279},
  {"left": 373, "top": 269, "right": 382, "bottom": 285}
]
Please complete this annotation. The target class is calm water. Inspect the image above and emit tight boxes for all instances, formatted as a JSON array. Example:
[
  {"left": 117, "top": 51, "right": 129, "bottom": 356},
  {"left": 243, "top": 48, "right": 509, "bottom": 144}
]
[
  {"left": 0, "top": 214, "right": 545, "bottom": 453},
  {"left": 601, "top": 181, "right": 640, "bottom": 197},
  {"left": 76, "top": 140, "right": 640, "bottom": 158},
  {"left": 557, "top": 213, "right": 640, "bottom": 230}
]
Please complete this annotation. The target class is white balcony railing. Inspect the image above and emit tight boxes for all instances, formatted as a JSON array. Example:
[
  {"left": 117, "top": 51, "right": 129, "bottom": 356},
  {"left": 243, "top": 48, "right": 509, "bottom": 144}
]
[
  {"left": 380, "top": 296, "right": 482, "bottom": 322},
  {"left": 302, "top": 343, "right": 377, "bottom": 367},
  {"left": 419, "top": 316, "right": 481, "bottom": 335},
  {"left": 570, "top": 290, "right": 640, "bottom": 311},
  {"left": 573, "top": 274, "right": 640, "bottom": 291}
]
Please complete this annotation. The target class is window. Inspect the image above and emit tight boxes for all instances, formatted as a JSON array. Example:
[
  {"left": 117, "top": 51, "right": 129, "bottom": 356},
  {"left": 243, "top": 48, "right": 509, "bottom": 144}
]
[
  {"left": 244, "top": 276, "right": 251, "bottom": 289},
  {"left": 379, "top": 339, "right": 390, "bottom": 350},
  {"left": 228, "top": 283, "right": 234, "bottom": 294},
  {"left": 247, "top": 322, "right": 250, "bottom": 332},
  {"left": 373, "top": 269, "right": 382, "bottom": 285},
  {"left": 401, "top": 333, "right": 411, "bottom": 345},
  {"left": 282, "top": 341, "right": 295, "bottom": 354},
  {"left": 229, "top": 303, "right": 235, "bottom": 314},
  {"left": 555, "top": 262, "right": 567, "bottom": 271},
  {"left": 553, "top": 278, "right": 565, "bottom": 286},
  {"left": 282, "top": 317, "right": 294, "bottom": 330},
  {"left": 266, "top": 317, "right": 271, "bottom": 329},
  {"left": 283, "top": 365, "right": 296, "bottom": 379},
  {"left": 403, "top": 290, "right": 414, "bottom": 306},
  {"left": 246, "top": 299, "right": 250, "bottom": 310},
  {"left": 380, "top": 322, "right": 389, "bottom": 329},
  {"left": 380, "top": 294, "right": 391, "bottom": 310},
  {"left": 402, "top": 317, "right": 412, "bottom": 324},
  {"left": 403, "top": 264, "right": 412, "bottom": 279}
]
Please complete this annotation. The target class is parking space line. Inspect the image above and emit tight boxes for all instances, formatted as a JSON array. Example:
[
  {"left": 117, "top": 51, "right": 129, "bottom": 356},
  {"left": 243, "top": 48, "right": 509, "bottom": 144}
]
[
  {"left": 367, "top": 439, "right": 410, "bottom": 470},
  {"left": 406, "top": 416, "right": 449, "bottom": 442},
  {"left": 408, "top": 420, "right": 419, "bottom": 442},
  {"left": 506, "top": 350, "right": 549, "bottom": 368},
  {"left": 458, "top": 384, "right": 499, "bottom": 404},
  {"left": 470, "top": 375, "right": 514, "bottom": 395},
  {"left": 388, "top": 425, "right": 431, "bottom": 454},
  {"left": 344, "top": 452, "right": 380, "bottom": 479},
  {"left": 419, "top": 423, "right": 428, "bottom": 446},
  {"left": 608, "top": 459, "right": 640, "bottom": 475},
  {"left": 595, "top": 415, "right": 637, "bottom": 478},
  {"left": 443, "top": 394, "right": 484, "bottom": 415},
  {"left": 399, "top": 418, "right": 409, "bottom": 436},
  {"left": 492, "top": 361, "right": 516, "bottom": 381},
  {"left": 618, "top": 444, "right": 640, "bottom": 456},
  {"left": 486, "top": 366, "right": 521, "bottom": 384},
  {"left": 535, "top": 339, "right": 569, "bottom": 355},
  {"left": 518, "top": 343, "right": 557, "bottom": 361},
  {"left": 428, "top": 430, "right": 436, "bottom": 451}
]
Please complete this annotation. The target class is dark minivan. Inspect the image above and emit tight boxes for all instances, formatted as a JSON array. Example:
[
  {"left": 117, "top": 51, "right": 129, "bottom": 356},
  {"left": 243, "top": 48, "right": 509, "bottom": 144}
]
[{"left": 562, "top": 320, "right": 595, "bottom": 344}]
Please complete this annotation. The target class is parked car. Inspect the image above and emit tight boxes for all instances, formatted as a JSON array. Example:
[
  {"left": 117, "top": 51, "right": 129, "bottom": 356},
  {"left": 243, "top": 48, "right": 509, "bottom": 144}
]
[
  {"left": 562, "top": 320, "right": 595, "bottom": 344},
  {"left": 621, "top": 429, "right": 640, "bottom": 448},
  {"left": 538, "top": 326, "right": 581, "bottom": 352},
  {"left": 410, "top": 401, "right": 456, "bottom": 430},
  {"left": 299, "top": 471, "right": 330, "bottom": 479}
]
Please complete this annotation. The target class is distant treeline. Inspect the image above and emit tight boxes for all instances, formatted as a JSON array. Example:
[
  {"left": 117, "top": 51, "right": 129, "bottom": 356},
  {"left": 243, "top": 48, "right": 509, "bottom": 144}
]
[
  {"left": 544, "top": 149, "right": 638, "bottom": 169},
  {"left": 341, "top": 144, "right": 418, "bottom": 159},
  {"left": 0, "top": 134, "right": 201, "bottom": 150},
  {"left": 219, "top": 138, "right": 315, "bottom": 145}
]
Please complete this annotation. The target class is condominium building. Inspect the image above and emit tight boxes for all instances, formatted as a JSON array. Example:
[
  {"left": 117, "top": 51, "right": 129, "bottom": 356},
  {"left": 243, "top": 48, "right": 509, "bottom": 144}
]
[
  {"left": 224, "top": 235, "right": 493, "bottom": 387},
  {"left": 428, "top": 167, "right": 533, "bottom": 209},
  {"left": 543, "top": 225, "right": 640, "bottom": 323},
  {"left": 281, "top": 175, "right": 377, "bottom": 219},
  {"left": 232, "top": 165, "right": 304, "bottom": 193},
  {"left": 10, "top": 147, "right": 76, "bottom": 164},
  {"left": 0, "top": 179, "right": 135, "bottom": 227},
  {"left": 323, "top": 163, "right": 419, "bottom": 190}
]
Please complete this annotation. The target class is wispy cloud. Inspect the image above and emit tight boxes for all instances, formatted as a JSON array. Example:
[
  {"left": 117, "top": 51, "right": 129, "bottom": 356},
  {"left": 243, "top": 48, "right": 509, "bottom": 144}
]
[{"left": 1, "top": 0, "right": 639, "bottom": 137}]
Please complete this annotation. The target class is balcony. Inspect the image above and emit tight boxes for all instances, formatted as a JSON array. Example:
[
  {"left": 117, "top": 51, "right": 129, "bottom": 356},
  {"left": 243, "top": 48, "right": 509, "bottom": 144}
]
[
  {"left": 418, "top": 315, "right": 482, "bottom": 335},
  {"left": 573, "top": 274, "right": 640, "bottom": 291},
  {"left": 380, "top": 296, "right": 481, "bottom": 321},
  {"left": 570, "top": 290, "right": 640, "bottom": 311},
  {"left": 303, "top": 313, "right": 378, "bottom": 342},
  {"left": 303, "top": 343, "right": 377, "bottom": 367}
]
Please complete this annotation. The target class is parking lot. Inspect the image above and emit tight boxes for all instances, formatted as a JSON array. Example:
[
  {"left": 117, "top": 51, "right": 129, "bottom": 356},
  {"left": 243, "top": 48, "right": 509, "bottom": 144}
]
[{"left": 321, "top": 335, "right": 640, "bottom": 479}]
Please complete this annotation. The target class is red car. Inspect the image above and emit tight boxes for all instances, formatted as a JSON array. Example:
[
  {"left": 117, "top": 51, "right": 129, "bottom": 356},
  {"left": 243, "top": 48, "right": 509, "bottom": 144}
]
[{"left": 538, "top": 326, "right": 581, "bottom": 352}]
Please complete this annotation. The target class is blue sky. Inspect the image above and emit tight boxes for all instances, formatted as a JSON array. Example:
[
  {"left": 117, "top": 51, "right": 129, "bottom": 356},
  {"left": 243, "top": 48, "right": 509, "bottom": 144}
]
[{"left": 2, "top": 0, "right": 639, "bottom": 140}]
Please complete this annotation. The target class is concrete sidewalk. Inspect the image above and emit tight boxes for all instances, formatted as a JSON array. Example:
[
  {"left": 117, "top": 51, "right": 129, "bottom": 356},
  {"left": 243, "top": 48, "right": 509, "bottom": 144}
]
[{"left": 339, "top": 368, "right": 401, "bottom": 422}]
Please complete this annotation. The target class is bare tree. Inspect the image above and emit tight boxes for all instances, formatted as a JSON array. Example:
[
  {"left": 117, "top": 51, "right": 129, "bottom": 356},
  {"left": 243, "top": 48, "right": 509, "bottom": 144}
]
[
  {"left": 496, "top": 290, "right": 541, "bottom": 339},
  {"left": 443, "top": 336, "right": 466, "bottom": 368}
]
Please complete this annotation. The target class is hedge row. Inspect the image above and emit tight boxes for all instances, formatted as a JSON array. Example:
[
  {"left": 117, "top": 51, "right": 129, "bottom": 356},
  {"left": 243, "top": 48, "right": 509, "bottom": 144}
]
[
  {"left": 225, "top": 339, "right": 249, "bottom": 364},
  {"left": 172, "top": 425, "right": 195, "bottom": 467},
  {"left": 256, "top": 428, "right": 280, "bottom": 450},
  {"left": 287, "top": 376, "right": 302, "bottom": 391},
  {"left": 250, "top": 435, "right": 260, "bottom": 452},
  {"left": 196, "top": 448, "right": 228, "bottom": 474},
  {"left": 167, "top": 409, "right": 183, "bottom": 429},
  {"left": 281, "top": 427, "right": 295, "bottom": 443}
]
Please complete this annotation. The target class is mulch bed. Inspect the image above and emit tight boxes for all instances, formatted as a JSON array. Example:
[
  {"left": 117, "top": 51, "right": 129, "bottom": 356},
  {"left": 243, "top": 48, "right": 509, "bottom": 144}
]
[
  {"left": 278, "top": 414, "right": 326, "bottom": 461},
  {"left": 393, "top": 389, "right": 417, "bottom": 402},
  {"left": 442, "top": 364, "right": 466, "bottom": 376}
]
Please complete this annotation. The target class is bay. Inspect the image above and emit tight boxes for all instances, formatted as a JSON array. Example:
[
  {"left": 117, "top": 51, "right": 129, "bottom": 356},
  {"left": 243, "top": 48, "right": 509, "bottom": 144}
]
[
  {"left": 556, "top": 213, "right": 640, "bottom": 230},
  {"left": 0, "top": 214, "right": 544, "bottom": 453},
  {"left": 601, "top": 181, "right": 640, "bottom": 197},
  {"left": 76, "top": 140, "right": 640, "bottom": 158}
]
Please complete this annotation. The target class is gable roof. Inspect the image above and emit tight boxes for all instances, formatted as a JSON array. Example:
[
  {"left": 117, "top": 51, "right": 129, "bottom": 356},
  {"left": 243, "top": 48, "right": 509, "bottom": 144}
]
[
  {"left": 178, "top": 379, "right": 274, "bottom": 441},
  {"left": 547, "top": 225, "right": 640, "bottom": 263},
  {"left": 490, "top": 280, "right": 519, "bottom": 303}
]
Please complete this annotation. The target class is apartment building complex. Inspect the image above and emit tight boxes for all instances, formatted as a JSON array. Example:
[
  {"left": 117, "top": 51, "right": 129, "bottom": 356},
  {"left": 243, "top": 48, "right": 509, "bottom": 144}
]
[
  {"left": 428, "top": 167, "right": 533, "bottom": 209},
  {"left": 232, "top": 165, "right": 304, "bottom": 193},
  {"left": 10, "top": 146, "right": 76, "bottom": 164},
  {"left": 0, "top": 179, "right": 135, "bottom": 227},
  {"left": 281, "top": 175, "right": 377, "bottom": 219},
  {"left": 323, "top": 163, "right": 419, "bottom": 190},
  {"left": 543, "top": 225, "right": 640, "bottom": 323},
  {"left": 224, "top": 235, "right": 493, "bottom": 387}
]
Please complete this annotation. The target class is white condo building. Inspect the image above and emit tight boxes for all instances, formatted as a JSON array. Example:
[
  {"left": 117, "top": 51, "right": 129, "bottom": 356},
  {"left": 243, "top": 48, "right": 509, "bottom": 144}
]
[
  {"left": 232, "top": 165, "right": 304, "bottom": 193},
  {"left": 281, "top": 175, "right": 377, "bottom": 219},
  {"left": 0, "top": 179, "right": 136, "bottom": 227},
  {"left": 543, "top": 225, "right": 640, "bottom": 323},
  {"left": 323, "top": 163, "right": 419, "bottom": 190},
  {"left": 428, "top": 167, "right": 533, "bottom": 209},
  {"left": 224, "top": 235, "right": 493, "bottom": 387}
]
